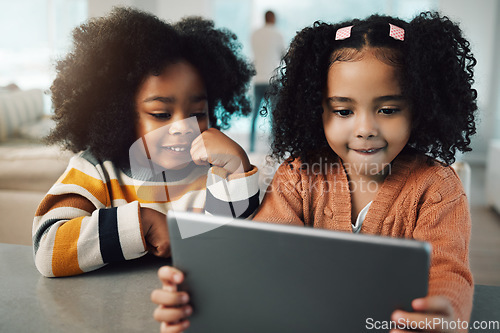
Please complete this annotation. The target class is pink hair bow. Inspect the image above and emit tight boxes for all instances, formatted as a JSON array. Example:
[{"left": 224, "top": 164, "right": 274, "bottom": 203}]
[
  {"left": 335, "top": 25, "right": 353, "bottom": 40},
  {"left": 389, "top": 23, "right": 404, "bottom": 41},
  {"left": 334, "top": 23, "right": 405, "bottom": 41}
]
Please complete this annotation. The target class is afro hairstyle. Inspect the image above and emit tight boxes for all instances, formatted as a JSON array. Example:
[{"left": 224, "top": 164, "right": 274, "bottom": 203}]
[
  {"left": 46, "top": 7, "right": 254, "bottom": 167},
  {"left": 267, "top": 11, "right": 477, "bottom": 166}
]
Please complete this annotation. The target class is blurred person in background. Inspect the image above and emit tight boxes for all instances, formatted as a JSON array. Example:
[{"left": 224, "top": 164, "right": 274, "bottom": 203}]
[{"left": 250, "top": 10, "right": 285, "bottom": 152}]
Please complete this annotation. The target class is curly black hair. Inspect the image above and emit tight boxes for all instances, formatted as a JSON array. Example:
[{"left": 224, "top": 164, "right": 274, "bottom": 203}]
[
  {"left": 46, "top": 7, "right": 254, "bottom": 166},
  {"left": 173, "top": 17, "right": 254, "bottom": 129},
  {"left": 267, "top": 11, "right": 477, "bottom": 166}
]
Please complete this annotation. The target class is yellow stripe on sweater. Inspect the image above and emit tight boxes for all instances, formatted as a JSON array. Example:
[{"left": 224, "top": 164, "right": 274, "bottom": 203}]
[
  {"left": 60, "top": 168, "right": 109, "bottom": 206},
  {"left": 35, "top": 194, "right": 95, "bottom": 217},
  {"left": 59, "top": 167, "right": 207, "bottom": 205},
  {"left": 109, "top": 175, "right": 208, "bottom": 203},
  {"left": 52, "top": 217, "right": 84, "bottom": 276}
]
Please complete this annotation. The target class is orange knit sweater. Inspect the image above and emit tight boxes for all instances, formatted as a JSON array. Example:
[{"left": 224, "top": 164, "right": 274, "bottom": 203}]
[{"left": 254, "top": 151, "right": 473, "bottom": 321}]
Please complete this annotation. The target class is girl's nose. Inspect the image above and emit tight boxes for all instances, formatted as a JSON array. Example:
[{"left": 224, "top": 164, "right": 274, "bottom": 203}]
[
  {"left": 355, "top": 114, "right": 378, "bottom": 138},
  {"left": 168, "top": 118, "right": 194, "bottom": 136}
]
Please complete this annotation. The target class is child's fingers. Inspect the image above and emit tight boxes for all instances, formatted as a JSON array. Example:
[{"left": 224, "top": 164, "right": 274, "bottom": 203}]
[
  {"left": 158, "top": 266, "right": 184, "bottom": 286},
  {"left": 412, "top": 296, "right": 454, "bottom": 316},
  {"left": 153, "top": 304, "right": 192, "bottom": 324},
  {"left": 190, "top": 140, "right": 209, "bottom": 166},
  {"left": 391, "top": 309, "right": 453, "bottom": 332},
  {"left": 150, "top": 289, "right": 189, "bottom": 307},
  {"left": 190, "top": 133, "right": 208, "bottom": 154},
  {"left": 190, "top": 151, "right": 209, "bottom": 166},
  {"left": 147, "top": 243, "right": 171, "bottom": 258},
  {"left": 190, "top": 133, "right": 204, "bottom": 149},
  {"left": 392, "top": 310, "right": 440, "bottom": 327},
  {"left": 160, "top": 320, "right": 190, "bottom": 333}
]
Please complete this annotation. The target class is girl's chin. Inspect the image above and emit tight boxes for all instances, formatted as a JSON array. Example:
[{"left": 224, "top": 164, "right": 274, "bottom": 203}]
[
  {"left": 343, "top": 160, "right": 391, "bottom": 176},
  {"left": 152, "top": 149, "right": 194, "bottom": 170},
  {"left": 155, "top": 160, "right": 193, "bottom": 171}
]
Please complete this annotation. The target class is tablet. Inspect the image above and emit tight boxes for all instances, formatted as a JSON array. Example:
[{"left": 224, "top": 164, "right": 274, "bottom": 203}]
[{"left": 168, "top": 211, "right": 431, "bottom": 333}]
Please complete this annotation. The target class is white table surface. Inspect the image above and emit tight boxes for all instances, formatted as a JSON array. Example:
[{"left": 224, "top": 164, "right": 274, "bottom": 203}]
[{"left": 1, "top": 243, "right": 499, "bottom": 332}]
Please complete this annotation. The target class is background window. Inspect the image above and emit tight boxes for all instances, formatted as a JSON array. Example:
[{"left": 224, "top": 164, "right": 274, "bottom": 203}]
[
  {"left": 214, "top": 0, "right": 437, "bottom": 60},
  {"left": 0, "top": 0, "right": 87, "bottom": 96}
]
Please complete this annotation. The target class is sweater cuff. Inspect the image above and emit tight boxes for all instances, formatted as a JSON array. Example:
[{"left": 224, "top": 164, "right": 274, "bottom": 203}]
[
  {"left": 207, "top": 165, "right": 260, "bottom": 202},
  {"left": 116, "top": 201, "right": 147, "bottom": 260},
  {"left": 205, "top": 165, "right": 260, "bottom": 218},
  {"left": 210, "top": 164, "right": 259, "bottom": 181}
]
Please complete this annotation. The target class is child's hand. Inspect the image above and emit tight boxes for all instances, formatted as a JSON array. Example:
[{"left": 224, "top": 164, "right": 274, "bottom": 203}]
[
  {"left": 190, "top": 128, "right": 251, "bottom": 174},
  {"left": 151, "top": 266, "right": 192, "bottom": 332},
  {"left": 390, "top": 296, "right": 460, "bottom": 333},
  {"left": 140, "top": 208, "right": 170, "bottom": 258}
]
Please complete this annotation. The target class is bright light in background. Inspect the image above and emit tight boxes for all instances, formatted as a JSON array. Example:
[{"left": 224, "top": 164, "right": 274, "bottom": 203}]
[
  {"left": 0, "top": 0, "right": 87, "bottom": 92},
  {"left": 214, "top": 0, "right": 437, "bottom": 59},
  {"left": 0, "top": 0, "right": 437, "bottom": 117}
]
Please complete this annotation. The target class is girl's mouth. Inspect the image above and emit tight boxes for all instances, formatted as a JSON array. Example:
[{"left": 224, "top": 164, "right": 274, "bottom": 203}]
[
  {"left": 165, "top": 146, "right": 188, "bottom": 152},
  {"left": 162, "top": 143, "right": 191, "bottom": 154},
  {"left": 351, "top": 147, "right": 385, "bottom": 154}
]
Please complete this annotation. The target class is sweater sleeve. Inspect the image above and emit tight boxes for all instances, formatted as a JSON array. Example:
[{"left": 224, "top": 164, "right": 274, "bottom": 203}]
[
  {"left": 412, "top": 167, "right": 474, "bottom": 322},
  {"left": 32, "top": 154, "right": 147, "bottom": 277},
  {"left": 253, "top": 161, "right": 305, "bottom": 225},
  {"left": 205, "top": 165, "right": 260, "bottom": 218}
]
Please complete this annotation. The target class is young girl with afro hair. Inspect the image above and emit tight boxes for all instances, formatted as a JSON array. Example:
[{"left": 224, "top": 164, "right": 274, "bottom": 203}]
[
  {"left": 152, "top": 11, "right": 477, "bottom": 332},
  {"left": 33, "top": 7, "right": 260, "bottom": 277}
]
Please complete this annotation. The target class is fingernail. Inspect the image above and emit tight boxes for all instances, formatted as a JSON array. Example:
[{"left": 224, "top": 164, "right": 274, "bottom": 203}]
[
  {"left": 159, "top": 266, "right": 169, "bottom": 276},
  {"left": 185, "top": 306, "right": 192, "bottom": 316},
  {"left": 413, "top": 298, "right": 425, "bottom": 307},
  {"left": 391, "top": 310, "right": 401, "bottom": 320},
  {"left": 174, "top": 273, "right": 182, "bottom": 283},
  {"left": 181, "top": 294, "right": 189, "bottom": 303}
]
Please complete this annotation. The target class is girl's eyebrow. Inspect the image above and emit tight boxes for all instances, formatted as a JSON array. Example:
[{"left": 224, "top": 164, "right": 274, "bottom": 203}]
[
  {"left": 143, "top": 96, "right": 175, "bottom": 103},
  {"left": 374, "top": 95, "right": 406, "bottom": 102},
  {"left": 326, "top": 95, "right": 405, "bottom": 103},
  {"left": 143, "top": 94, "right": 208, "bottom": 103},
  {"left": 326, "top": 96, "right": 354, "bottom": 103}
]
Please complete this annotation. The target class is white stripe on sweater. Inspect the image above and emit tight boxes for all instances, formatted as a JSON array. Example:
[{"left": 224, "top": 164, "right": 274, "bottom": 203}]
[{"left": 117, "top": 201, "right": 147, "bottom": 260}]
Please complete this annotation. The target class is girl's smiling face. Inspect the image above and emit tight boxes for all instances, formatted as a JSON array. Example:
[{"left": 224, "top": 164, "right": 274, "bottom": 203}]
[
  {"left": 135, "top": 61, "right": 209, "bottom": 170},
  {"left": 321, "top": 49, "right": 411, "bottom": 180}
]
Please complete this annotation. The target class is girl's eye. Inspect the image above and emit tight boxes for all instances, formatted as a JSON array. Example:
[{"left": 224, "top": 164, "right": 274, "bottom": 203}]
[
  {"left": 333, "top": 109, "right": 353, "bottom": 117},
  {"left": 150, "top": 113, "right": 171, "bottom": 120},
  {"left": 379, "top": 108, "right": 400, "bottom": 115}
]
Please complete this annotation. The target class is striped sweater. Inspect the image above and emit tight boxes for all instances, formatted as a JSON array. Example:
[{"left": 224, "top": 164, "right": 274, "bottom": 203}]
[
  {"left": 33, "top": 150, "right": 260, "bottom": 277},
  {"left": 254, "top": 151, "right": 474, "bottom": 322}
]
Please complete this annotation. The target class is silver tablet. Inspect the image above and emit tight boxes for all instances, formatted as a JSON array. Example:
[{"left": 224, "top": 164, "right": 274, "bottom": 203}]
[{"left": 168, "top": 211, "right": 431, "bottom": 333}]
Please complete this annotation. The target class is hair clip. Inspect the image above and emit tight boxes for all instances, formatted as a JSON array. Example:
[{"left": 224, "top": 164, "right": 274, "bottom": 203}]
[
  {"left": 389, "top": 23, "right": 404, "bottom": 41},
  {"left": 335, "top": 25, "right": 353, "bottom": 40}
]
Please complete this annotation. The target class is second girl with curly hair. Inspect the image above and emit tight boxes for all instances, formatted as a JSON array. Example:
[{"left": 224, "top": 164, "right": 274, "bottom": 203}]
[{"left": 153, "top": 11, "right": 477, "bottom": 333}]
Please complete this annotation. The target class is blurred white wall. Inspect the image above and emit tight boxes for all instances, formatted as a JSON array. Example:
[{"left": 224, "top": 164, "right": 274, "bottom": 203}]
[
  {"left": 88, "top": 0, "right": 213, "bottom": 21},
  {"left": 439, "top": 0, "right": 500, "bottom": 163}
]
